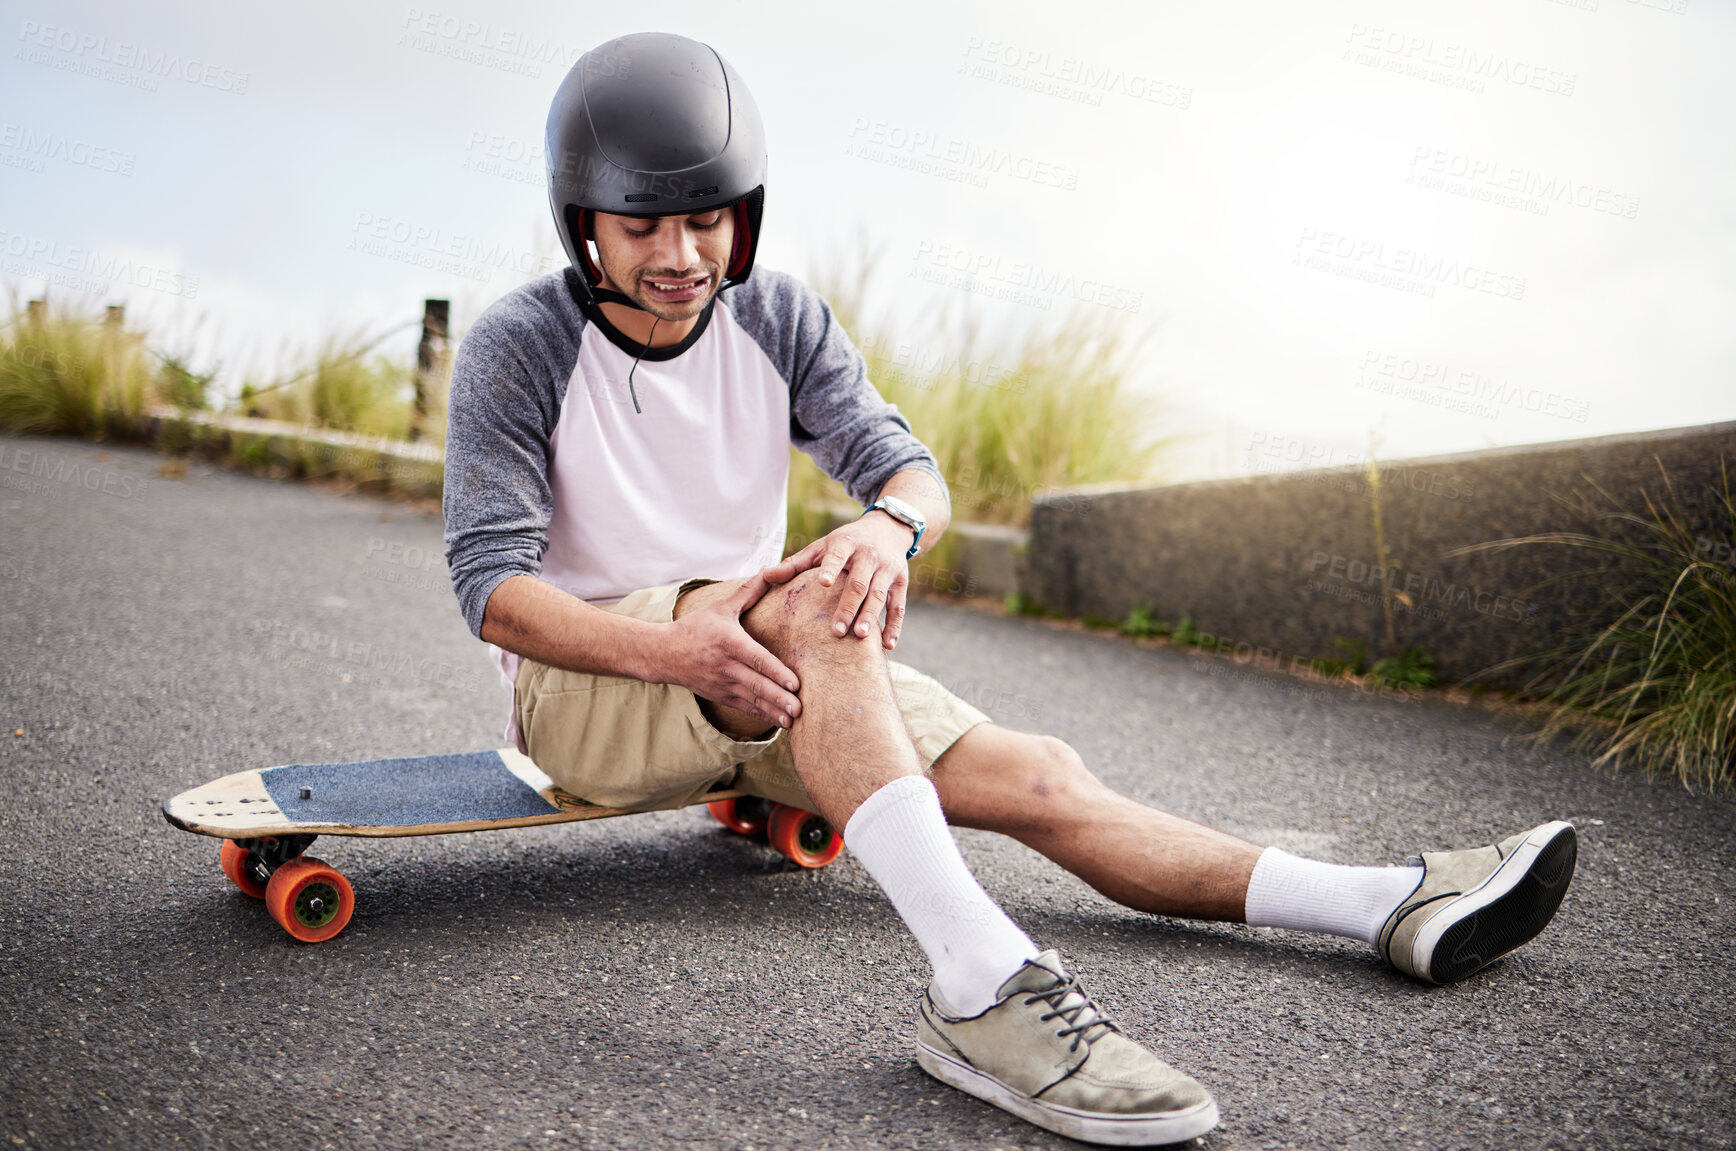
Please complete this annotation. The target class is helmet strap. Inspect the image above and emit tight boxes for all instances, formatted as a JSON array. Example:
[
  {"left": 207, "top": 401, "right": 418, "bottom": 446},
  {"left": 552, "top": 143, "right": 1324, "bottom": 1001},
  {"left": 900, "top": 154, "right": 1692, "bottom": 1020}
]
[
  {"left": 574, "top": 209, "right": 606, "bottom": 285},
  {"left": 726, "top": 200, "right": 752, "bottom": 279}
]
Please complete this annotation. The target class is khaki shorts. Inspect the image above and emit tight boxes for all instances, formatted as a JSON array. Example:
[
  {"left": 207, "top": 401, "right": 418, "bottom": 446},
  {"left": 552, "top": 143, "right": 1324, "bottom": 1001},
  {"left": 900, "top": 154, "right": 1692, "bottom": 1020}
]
[{"left": 514, "top": 579, "right": 991, "bottom": 813}]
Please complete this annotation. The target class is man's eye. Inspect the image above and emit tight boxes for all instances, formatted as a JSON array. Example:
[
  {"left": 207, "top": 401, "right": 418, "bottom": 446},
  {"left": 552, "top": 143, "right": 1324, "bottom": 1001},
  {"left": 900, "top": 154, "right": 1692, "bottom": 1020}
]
[{"left": 692, "top": 214, "right": 723, "bottom": 230}]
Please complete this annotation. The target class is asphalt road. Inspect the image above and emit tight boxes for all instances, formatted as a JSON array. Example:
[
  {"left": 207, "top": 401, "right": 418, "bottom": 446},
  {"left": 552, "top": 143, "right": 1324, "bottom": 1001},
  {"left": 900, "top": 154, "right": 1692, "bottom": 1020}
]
[{"left": 2, "top": 433, "right": 1731, "bottom": 1150}]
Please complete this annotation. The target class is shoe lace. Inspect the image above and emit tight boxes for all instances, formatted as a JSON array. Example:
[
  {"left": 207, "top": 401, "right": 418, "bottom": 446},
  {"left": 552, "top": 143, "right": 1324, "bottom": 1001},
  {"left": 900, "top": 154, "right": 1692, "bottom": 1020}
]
[{"left": 1023, "top": 973, "right": 1119, "bottom": 1054}]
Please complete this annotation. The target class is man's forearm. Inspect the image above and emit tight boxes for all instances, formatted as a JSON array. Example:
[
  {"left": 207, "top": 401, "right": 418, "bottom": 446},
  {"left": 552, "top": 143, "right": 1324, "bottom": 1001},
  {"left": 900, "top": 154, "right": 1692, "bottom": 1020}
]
[
  {"left": 875, "top": 468, "right": 951, "bottom": 558},
  {"left": 479, "top": 574, "right": 666, "bottom": 681}
]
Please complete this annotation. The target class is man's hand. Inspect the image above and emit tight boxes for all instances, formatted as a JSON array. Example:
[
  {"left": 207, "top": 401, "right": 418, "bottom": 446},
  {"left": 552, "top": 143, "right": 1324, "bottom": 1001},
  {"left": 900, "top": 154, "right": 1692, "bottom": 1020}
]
[
  {"left": 656, "top": 572, "right": 803, "bottom": 730},
  {"left": 763, "top": 513, "right": 913, "bottom": 649}
]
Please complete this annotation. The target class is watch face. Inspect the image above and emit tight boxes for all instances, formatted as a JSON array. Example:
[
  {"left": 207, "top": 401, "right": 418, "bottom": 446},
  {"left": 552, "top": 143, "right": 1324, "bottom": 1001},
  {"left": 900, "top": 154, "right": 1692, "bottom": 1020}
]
[{"left": 880, "top": 495, "right": 925, "bottom": 531}]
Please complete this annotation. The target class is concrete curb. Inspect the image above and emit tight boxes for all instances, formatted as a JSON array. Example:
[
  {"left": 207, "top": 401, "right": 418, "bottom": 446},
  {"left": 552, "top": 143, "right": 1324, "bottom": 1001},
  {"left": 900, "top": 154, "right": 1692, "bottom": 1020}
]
[
  {"left": 142, "top": 407, "right": 444, "bottom": 500},
  {"left": 1024, "top": 421, "right": 1736, "bottom": 688}
]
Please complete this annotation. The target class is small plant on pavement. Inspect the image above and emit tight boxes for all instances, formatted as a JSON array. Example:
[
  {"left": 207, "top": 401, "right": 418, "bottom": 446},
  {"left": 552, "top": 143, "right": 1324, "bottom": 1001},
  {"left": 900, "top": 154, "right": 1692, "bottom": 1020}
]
[
  {"left": 1118, "top": 605, "right": 1170, "bottom": 639},
  {"left": 1312, "top": 637, "right": 1368, "bottom": 679},
  {"left": 1369, "top": 645, "right": 1438, "bottom": 690}
]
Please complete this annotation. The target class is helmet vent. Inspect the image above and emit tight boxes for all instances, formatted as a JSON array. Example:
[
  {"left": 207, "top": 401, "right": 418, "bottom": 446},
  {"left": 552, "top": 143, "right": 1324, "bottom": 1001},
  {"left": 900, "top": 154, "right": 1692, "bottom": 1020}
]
[
  {"left": 687, "top": 186, "right": 719, "bottom": 199},
  {"left": 624, "top": 193, "right": 659, "bottom": 203}
]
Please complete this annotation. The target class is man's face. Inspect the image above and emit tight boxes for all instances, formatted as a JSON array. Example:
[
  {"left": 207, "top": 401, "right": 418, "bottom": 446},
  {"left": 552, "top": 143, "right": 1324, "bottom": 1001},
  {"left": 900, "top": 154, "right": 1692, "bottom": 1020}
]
[{"left": 590, "top": 208, "right": 735, "bottom": 322}]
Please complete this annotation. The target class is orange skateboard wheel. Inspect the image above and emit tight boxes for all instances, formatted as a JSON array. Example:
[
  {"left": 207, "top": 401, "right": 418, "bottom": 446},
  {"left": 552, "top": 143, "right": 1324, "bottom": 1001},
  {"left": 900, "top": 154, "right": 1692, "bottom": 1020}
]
[
  {"left": 767, "top": 805, "right": 843, "bottom": 869},
  {"left": 709, "top": 796, "right": 773, "bottom": 837},
  {"left": 220, "top": 840, "right": 268, "bottom": 899},
  {"left": 264, "top": 856, "right": 355, "bottom": 943}
]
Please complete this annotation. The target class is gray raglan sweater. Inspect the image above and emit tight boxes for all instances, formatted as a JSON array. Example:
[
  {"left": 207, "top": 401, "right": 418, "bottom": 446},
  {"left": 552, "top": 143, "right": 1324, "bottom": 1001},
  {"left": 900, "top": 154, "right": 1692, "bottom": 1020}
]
[{"left": 442, "top": 266, "right": 948, "bottom": 639}]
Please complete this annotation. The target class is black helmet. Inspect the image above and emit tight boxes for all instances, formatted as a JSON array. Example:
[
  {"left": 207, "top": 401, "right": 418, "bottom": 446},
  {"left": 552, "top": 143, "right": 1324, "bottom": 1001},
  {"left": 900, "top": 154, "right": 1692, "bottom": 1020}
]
[{"left": 546, "top": 32, "right": 767, "bottom": 307}]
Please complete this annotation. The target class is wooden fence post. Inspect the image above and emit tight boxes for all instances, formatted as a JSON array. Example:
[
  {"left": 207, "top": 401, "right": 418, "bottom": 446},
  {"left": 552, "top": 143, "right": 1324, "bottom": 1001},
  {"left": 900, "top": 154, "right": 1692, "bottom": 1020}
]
[
  {"left": 413, "top": 299, "right": 450, "bottom": 442},
  {"left": 105, "top": 304, "right": 125, "bottom": 327},
  {"left": 26, "top": 299, "right": 45, "bottom": 324}
]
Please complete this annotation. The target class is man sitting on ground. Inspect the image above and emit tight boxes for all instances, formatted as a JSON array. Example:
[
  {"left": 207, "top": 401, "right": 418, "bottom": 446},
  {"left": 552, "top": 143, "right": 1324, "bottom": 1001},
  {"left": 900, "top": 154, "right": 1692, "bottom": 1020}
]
[{"left": 442, "top": 32, "right": 1577, "bottom": 1146}]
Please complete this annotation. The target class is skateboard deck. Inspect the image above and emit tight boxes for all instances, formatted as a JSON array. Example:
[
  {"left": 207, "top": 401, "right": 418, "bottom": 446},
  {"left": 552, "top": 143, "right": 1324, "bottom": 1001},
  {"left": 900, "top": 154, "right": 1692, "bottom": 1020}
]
[
  {"left": 163, "top": 747, "right": 703, "bottom": 838},
  {"left": 163, "top": 748, "right": 842, "bottom": 942}
]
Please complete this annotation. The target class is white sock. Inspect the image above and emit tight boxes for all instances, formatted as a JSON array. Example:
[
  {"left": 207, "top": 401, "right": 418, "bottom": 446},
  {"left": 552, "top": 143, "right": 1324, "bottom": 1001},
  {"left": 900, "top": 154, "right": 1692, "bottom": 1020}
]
[
  {"left": 1243, "top": 847, "right": 1425, "bottom": 946},
  {"left": 844, "top": 775, "right": 1039, "bottom": 1015}
]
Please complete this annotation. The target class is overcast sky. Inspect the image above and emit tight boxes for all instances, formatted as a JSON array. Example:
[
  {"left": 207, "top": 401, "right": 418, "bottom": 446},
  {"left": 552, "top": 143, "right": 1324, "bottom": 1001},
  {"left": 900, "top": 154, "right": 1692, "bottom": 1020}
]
[{"left": 3, "top": 0, "right": 1731, "bottom": 478}]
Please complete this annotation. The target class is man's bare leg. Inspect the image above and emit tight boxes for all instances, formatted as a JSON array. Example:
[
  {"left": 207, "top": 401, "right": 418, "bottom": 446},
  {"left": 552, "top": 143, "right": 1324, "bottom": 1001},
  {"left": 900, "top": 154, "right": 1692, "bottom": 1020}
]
[
  {"left": 929, "top": 723, "right": 1262, "bottom": 922},
  {"left": 675, "top": 572, "right": 1262, "bottom": 921}
]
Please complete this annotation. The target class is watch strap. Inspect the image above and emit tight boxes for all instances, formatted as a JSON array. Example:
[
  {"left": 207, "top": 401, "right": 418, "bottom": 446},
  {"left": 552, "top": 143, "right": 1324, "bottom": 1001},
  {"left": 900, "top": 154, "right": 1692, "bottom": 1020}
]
[{"left": 863, "top": 499, "right": 923, "bottom": 559}]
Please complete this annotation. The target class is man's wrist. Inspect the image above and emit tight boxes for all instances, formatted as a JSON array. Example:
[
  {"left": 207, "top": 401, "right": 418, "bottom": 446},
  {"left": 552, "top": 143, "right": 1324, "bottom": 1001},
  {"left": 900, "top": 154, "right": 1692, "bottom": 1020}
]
[
  {"left": 865, "top": 508, "right": 918, "bottom": 556},
  {"left": 621, "top": 616, "right": 667, "bottom": 683},
  {"left": 863, "top": 496, "right": 925, "bottom": 558}
]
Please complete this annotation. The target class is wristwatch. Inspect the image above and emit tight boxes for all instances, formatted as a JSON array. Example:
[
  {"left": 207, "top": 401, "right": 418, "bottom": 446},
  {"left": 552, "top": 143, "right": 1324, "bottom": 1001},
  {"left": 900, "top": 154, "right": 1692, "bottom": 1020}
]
[{"left": 863, "top": 496, "right": 925, "bottom": 559}]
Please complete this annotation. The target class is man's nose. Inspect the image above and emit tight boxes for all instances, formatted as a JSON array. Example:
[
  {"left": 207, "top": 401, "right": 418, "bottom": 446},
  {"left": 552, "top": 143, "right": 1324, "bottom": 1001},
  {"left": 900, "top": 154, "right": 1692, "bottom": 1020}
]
[{"left": 652, "top": 222, "right": 701, "bottom": 272}]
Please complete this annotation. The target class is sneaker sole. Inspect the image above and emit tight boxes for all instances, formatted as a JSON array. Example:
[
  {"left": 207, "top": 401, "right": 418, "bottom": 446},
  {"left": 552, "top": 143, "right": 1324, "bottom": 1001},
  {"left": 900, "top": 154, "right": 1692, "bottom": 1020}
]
[
  {"left": 1411, "top": 820, "right": 1578, "bottom": 984},
  {"left": 916, "top": 1040, "right": 1220, "bottom": 1146}
]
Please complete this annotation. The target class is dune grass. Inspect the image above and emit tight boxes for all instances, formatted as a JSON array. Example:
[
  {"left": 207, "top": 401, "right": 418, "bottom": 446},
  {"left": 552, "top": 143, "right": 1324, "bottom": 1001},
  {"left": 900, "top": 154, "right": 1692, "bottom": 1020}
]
[
  {"left": 1452, "top": 465, "right": 1736, "bottom": 792},
  {"left": 0, "top": 301, "right": 162, "bottom": 438},
  {"left": 240, "top": 324, "right": 439, "bottom": 442},
  {"left": 802, "top": 252, "right": 1172, "bottom": 533}
]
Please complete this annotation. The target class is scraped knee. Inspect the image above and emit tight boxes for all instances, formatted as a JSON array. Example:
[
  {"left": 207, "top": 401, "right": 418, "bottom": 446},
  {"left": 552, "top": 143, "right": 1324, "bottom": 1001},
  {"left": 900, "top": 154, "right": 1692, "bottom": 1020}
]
[{"left": 744, "top": 568, "right": 883, "bottom": 667}]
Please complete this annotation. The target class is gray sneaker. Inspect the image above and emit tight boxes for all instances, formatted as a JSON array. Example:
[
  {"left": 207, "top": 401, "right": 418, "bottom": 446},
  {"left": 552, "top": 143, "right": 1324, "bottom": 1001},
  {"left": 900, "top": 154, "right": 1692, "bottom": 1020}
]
[
  {"left": 916, "top": 950, "right": 1219, "bottom": 1146},
  {"left": 1379, "top": 820, "right": 1578, "bottom": 984}
]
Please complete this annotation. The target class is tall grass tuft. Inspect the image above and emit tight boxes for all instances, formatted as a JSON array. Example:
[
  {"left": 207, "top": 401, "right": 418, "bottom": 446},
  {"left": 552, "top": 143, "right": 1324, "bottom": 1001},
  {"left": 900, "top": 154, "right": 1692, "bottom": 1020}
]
[
  {"left": 804, "top": 250, "right": 1171, "bottom": 529},
  {"left": 242, "top": 330, "right": 420, "bottom": 440},
  {"left": 1454, "top": 465, "right": 1736, "bottom": 792},
  {"left": 0, "top": 300, "right": 160, "bottom": 438}
]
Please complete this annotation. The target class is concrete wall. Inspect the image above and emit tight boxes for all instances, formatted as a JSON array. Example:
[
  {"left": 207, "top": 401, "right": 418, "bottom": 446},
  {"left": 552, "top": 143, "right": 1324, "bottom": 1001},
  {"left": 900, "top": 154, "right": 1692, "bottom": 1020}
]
[
  {"left": 1025, "top": 422, "right": 1736, "bottom": 687},
  {"left": 143, "top": 408, "right": 444, "bottom": 500}
]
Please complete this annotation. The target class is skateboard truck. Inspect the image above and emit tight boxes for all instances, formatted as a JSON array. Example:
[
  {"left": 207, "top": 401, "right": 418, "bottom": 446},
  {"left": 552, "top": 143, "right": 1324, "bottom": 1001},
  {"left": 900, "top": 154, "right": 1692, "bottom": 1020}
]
[{"left": 233, "top": 834, "right": 318, "bottom": 889}]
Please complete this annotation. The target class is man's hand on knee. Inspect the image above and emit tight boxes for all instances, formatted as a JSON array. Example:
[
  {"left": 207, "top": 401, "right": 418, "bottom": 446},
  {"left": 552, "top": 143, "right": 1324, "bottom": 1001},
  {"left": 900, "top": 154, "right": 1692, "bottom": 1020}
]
[
  {"left": 763, "top": 517, "right": 912, "bottom": 648},
  {"left": 656, "top": 573, "right": 802, "bottom": 730}
]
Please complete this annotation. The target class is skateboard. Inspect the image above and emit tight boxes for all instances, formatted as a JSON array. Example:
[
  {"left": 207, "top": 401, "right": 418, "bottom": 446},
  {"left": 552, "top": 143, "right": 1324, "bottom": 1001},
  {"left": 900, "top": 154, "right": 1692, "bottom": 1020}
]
[{"left": 162, "top": 747, "right": 844, "bottom": 943}]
